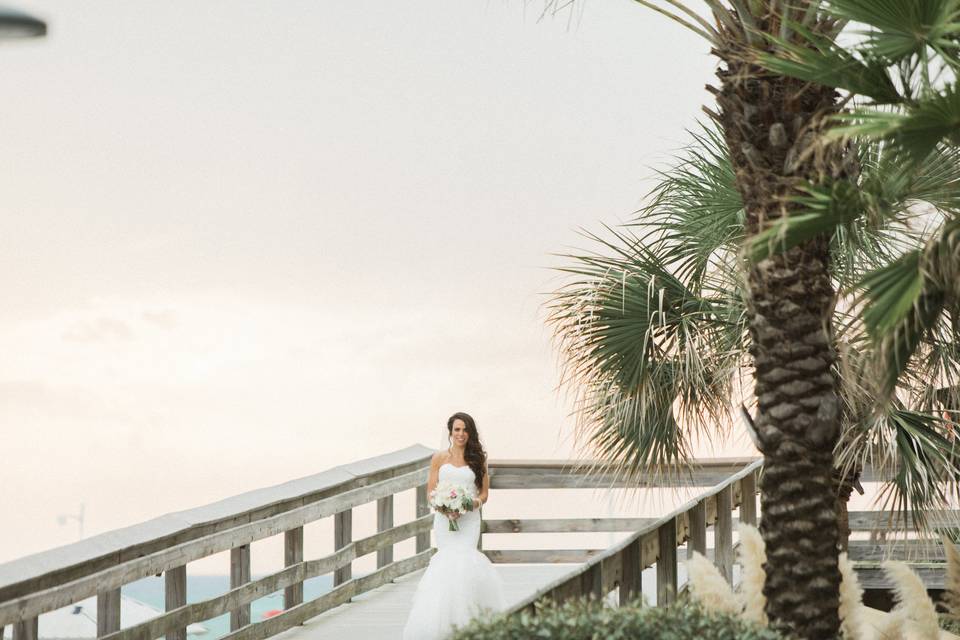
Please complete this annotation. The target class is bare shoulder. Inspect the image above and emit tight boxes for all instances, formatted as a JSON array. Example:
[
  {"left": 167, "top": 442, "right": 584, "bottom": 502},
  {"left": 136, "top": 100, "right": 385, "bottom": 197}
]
[{"left": 431, "top": 451, "right": 448, "bottom": 466}]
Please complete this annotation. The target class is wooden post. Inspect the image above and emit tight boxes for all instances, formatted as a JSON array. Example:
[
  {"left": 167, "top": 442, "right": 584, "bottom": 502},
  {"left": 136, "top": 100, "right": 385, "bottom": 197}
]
[
  {"left": 620, "top": 537, "right": 642, "bottom": 606},
  {"left": 13, "top": 618, "right": 37, "bottom": 640},
  {"left": 284, "top": 527, "right": 304, "bottom": 608},
  {"left": 687, "top": 500, "right": 707, "bottom": 559},
  {"left": 580, "top": 562, "right": 603, "bottom": 600},
  {"left": 377, "top": 495, "right": 394, "bottom": 568},
  {"left": 230, "top": 544, "right": 251, "bottom": 629},
  {"left": 657, "top": 517, "right": 678, "bottom": 605},
  {"left": 334, "top": 509, "right": 353, "bottom": 586},
  {"left": 477, "top": 503, "right": 483, "bottom": 552},
  {"left": 97, "top": 587, "right": 121, "bottom": 637},
  {"left": 740, "top": 471, "right": 758, "bottom": 526},
  {"left": 415, "top": 484, "right": 430, "bottom": 553},
  {"left": 716, "top": 485, "right": 734, "bottom": 583},
  {"left": 165, "top": 565, "right": 187, "bottom": 640}
]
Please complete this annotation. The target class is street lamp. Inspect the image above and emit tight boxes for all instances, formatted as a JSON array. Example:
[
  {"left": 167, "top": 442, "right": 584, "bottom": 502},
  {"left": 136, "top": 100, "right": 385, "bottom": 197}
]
[{"left": 0, "top": 5, "right": 46, "bottom": 39}]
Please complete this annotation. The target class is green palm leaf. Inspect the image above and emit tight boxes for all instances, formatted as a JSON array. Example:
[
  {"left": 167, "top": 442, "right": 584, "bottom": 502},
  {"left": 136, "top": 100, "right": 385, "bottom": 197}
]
[
  {"left": 756, "top": 24, "right": 903, "bottom": 103},
  {"left": 749, "top": 142, "right": 960, "bottom": 263},
  {"left": 835, "top": 85, "right": 960, "bottom": 165},
  {"left": 634, "top": 124, "right": 744, "bottom": 286},
  {"left": 823, "top": 0, "right": 960, "bottom": 62},
  {"left": 871, "top": 409, "right": 960, "bottom": 531},
  {"left": 895, "top": 83, "right": 960, "bottom": 163},
  {"left": 859, "top": 219, "right": 960, "bottom": 394}
]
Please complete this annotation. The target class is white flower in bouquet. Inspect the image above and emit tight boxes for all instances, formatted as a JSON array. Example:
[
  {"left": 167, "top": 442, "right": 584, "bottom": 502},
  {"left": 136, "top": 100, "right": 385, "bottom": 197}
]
[{"left": 429, "top": 480, "right": 476, "bottom": 531}]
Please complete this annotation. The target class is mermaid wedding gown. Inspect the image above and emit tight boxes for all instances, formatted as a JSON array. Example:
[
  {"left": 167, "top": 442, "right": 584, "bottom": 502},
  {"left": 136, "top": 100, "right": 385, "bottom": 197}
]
[{"left": 401, "top": 463, "right": 507, "bottom": 640}]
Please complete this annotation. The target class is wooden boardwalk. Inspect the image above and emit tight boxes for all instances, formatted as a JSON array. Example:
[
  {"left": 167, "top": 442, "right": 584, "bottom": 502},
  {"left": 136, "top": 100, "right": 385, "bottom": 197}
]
[
  {"left": 0, "top": 448, "right": 764, "bottom": 640},
  {"left": 273, "top": 564, "right": 577, "bottom": 639},
  {"left": 272, "top": 560, "right": 704, "bottom": 638}
]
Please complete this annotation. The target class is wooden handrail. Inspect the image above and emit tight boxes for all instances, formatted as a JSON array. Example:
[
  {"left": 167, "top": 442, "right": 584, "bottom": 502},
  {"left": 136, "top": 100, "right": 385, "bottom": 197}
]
[
  {"left": 488, "top": 457, "right": 760, "bottom": 489},
  {"left": 0, "top": 445, "right": 434, "bottom": 602},
  {"left": 0, "top": 467, "right": 431, "bottom": 626}
]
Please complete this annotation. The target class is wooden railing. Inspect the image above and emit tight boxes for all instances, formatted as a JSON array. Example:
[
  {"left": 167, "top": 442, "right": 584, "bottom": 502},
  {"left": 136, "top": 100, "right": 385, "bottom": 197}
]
[
  {"left": 0, "top": 445, "right": 437, "bottom": 640},
  {"left": 500, "top": 458, "right": 763, "bottom": 614},
  {"left": 0, "top": 448, "right": 762, "bottom": 640},
  {"left": 481, "top": 457, "right": 760, "bottom": 566}
]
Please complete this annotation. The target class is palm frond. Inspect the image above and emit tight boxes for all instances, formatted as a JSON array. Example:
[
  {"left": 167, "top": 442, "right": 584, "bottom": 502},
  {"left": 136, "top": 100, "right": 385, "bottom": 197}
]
[
  {"left": 633, "top": 123, "right": 744, "bottom": 286},
  {"left": 547, "top": 222, "right": 748, "bottom": 482},
  {"left": 834, "top": 84, "right": 960, "bottom": 166},
  {"left": 823, "top": 0, "right": 960, "bottom": 62},
  {"left": 749, "top": 180, "right": 863, "bottom": 262},
  {"left": 860, "top": 219, "right": 960, "bottom": 395},
  {"left": 749, "top": 141, "right": 958, "bottom": 265},
  {"left": 869, "top": 409, "right": 960, "bottom": 530},
  {"left": 893, "top": 82, "right": 960, "bottom": 164},
  {"left": 756, "top": 24, "right": 903, "bottom": 103},
  {"left": 628, "top": 0, "right": 717, "bottom": 43}
]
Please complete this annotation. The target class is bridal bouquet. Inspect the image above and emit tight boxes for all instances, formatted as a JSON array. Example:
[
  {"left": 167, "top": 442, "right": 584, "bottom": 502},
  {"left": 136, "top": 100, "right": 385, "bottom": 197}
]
[{"left": 430, "top": 481, "right": 476, "bottom": 531}]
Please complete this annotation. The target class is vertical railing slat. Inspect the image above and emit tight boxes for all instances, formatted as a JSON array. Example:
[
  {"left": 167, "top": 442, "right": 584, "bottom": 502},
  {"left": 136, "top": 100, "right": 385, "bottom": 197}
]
[
  {"left": 230, "top": 544, "right": 251, "bottom": 629},
  {"left": 656, "top": 517, "right": 678, "bottom": 605},
  {"left": 415, "top": 484, "right": 430, "bottom": 553},
  {"left": 96, "top": 587, "right": 121, "bottom": 638},
  {"left": 579, "top": 562, "right": 602, "bottom": 600},
  {"left": 13, "top": 618, "right": 37, "bottom": 640},
  {"left": 284, "top": 527, "right": 304, "bottom": 608},
  {"left": 165, "top": 565, "right": 187, "bottom": 640},
  {"left": 620, "top": 537, "right": 642, "bottom": 606},
  {"left": 740, "top": 470, "right": 758, "bottom": 526},
  {"left": 334, "top": 510, "right": 353, "bottom": 586},
  {"left": 716, "top": 484, "right": 734, "bottom": 583},
  {"left": 688, "top": 500, "right": 707, "bottom": 559},
  {"left": 376, "top": 495, "right": 394, "bottom": 568}
]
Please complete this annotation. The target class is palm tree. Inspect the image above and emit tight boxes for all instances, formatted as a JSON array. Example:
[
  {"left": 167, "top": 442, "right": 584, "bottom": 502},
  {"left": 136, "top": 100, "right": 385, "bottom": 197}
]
[
  {"left": 543, "top": 2, "right": 863, "bottom": 636},
  {"left": 543, "top": 1, "right": 960, "bottom": 635},
  {"left": 547, "top": 117, "right": 960, "bottom": 637}
]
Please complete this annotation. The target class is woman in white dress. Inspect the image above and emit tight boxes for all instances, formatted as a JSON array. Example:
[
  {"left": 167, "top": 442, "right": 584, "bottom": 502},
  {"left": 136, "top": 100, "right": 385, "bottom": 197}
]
[{"left": 401, "top": 412, "right": 506, "bottom": 640}]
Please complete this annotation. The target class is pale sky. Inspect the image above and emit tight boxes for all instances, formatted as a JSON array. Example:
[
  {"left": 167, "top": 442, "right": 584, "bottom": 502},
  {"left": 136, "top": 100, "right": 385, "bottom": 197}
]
[{"left": 0, "top": 0, "right": 744, "bottom": 571}]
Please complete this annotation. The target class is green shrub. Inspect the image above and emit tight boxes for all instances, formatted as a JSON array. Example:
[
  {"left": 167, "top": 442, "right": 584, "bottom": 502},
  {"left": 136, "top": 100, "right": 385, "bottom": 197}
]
[
  {"left": 940, "top": 613, "right": 960, "bottom": 634},
  {"left": 450, "top": 596, "right": 789, "bottom": 640}
]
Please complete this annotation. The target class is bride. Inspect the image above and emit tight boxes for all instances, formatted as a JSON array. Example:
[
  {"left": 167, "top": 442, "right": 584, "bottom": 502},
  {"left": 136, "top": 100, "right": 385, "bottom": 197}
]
[{"left": 401, "top": 412, "right": 506, "bottom": 639}]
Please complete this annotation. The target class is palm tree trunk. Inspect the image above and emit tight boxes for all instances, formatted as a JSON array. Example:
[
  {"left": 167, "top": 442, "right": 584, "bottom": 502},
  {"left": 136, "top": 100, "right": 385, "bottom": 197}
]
[
  {"left": 749, "top": 245, "right": 841, "bottom": 639},
  {"left": 714, "top": 65, "right": 844, "bottom": 638}
]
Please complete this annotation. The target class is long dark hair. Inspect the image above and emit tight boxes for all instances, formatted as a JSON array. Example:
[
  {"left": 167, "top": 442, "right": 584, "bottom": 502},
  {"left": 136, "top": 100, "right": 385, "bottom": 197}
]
[{"left": 447, "top": 411, "right": 487, "bottom": 492}]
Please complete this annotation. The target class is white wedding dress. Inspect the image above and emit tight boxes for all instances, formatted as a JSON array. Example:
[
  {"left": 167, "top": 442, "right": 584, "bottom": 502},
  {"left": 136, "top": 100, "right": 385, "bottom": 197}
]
[{"left": 401, "top": 463, "right": 506, "bottom": 640}]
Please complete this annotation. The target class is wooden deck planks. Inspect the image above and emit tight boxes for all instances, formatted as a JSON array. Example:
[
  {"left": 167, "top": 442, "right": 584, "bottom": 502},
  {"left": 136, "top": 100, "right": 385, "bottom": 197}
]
[
  {"left": 269, "top": 558, "right": 719, "bottom": 640},
  {"left": 271, "top": 565, "right": 578, "bottom": 640}
]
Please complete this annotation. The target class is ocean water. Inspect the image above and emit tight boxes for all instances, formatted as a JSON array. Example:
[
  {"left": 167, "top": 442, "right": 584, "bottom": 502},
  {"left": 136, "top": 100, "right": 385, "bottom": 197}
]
[{"left": 121, "top": 575, "right": 334, "bottom": 639}]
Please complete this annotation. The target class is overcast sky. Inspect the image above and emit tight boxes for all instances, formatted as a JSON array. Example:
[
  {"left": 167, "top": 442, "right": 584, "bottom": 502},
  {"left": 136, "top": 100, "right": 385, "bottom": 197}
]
[{"left": 0, "top": 1, "right": 749, "bottom": 569}]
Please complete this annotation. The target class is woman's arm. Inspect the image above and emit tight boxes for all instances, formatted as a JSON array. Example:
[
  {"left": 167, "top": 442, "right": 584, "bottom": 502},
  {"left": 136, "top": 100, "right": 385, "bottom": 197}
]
[{"left": 427, "top": 452, "right": 442, "bottom": 498}]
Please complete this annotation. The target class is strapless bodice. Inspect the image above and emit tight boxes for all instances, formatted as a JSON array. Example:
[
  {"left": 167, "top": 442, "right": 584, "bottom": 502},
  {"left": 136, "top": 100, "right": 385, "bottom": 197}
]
[{"left": 439, "top": 462, "right": 475, "bottom": 483}]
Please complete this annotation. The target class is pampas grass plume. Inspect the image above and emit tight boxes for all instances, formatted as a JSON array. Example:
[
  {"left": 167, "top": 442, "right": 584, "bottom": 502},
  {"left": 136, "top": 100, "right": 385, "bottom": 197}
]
[
  {"left": 883, "top": 560, "right": 939, "bottom": 640},
  {"left": 737, "top": 523, "right": 767, "bottom": 626},
  {"left": 942, "top": 534, "right": 960, "bottom": 622},
  {"left": 686, "top": 551, "right": 740, "bottom": 616},
  {"left": 838, "top": 552, "right": 866, "bottom": 640},
  {"left": 874, "top": 609, "right": 904, "bottom": 640}
]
